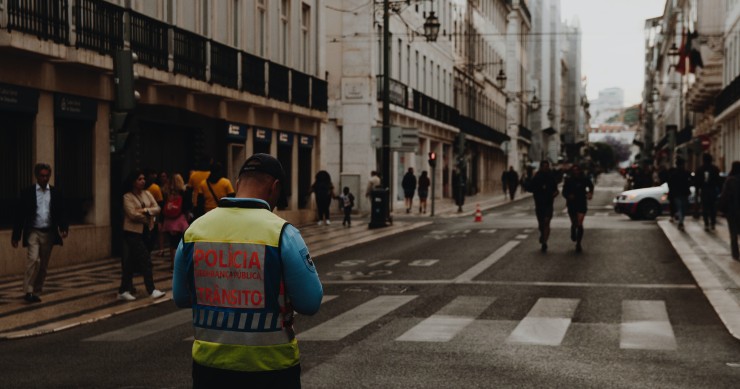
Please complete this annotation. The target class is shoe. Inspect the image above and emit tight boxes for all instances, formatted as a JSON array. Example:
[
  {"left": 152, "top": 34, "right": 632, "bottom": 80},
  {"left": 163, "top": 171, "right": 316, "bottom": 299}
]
[
  {"left": 24, "top": 293, "right": 41, "bottom": 303},
  {"left": 150, "top": 289, "right": 166, "bottom": 299},
  {"left": 541, "top": 243, "right": 547, "bottom": 253},
  {"left": 711, "top": 224, "right": 716, "bottom": 231},
  {"left": 117, "top": 291, "right": 136, "bottom": 301},
  {"left": 326, "top": 220, "right": 331, "bottom": 225},
  {"left": 317, "top": 221, "right": 323, "bottom": 226},
  {"left": 575, "top": 244, "right": 582, "bottom": 253},
  {"left": 406, "top": 208, "right": 410, "bottom": 214}
]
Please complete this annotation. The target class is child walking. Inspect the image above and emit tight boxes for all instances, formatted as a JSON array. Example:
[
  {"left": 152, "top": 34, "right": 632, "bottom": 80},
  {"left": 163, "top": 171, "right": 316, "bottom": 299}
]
[{"left": 340, "top": 187, "right": 355, "bottom": 227}]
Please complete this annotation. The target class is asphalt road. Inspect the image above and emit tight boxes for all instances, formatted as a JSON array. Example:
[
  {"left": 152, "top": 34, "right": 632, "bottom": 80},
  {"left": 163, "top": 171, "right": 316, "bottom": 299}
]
[{"left": 2, "top": 173, "right": 740, "bottom": 388}]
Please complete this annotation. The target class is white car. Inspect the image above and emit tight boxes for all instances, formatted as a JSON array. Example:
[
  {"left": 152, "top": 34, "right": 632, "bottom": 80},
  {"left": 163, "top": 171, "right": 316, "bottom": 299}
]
[{"left": 613, "top": 183, "right": 696, "bottom": 220}]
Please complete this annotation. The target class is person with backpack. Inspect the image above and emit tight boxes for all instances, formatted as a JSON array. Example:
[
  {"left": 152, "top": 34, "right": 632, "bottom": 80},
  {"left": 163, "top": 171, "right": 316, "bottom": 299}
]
[
  {"left": 196, "top": 162, "right": 235, "bottom": 216},
  {"left": 340, "top": 186, "right": 355, "bottom": 227},
  {"left": 161, "top": 173, "right": 190, "bottom": 269}
]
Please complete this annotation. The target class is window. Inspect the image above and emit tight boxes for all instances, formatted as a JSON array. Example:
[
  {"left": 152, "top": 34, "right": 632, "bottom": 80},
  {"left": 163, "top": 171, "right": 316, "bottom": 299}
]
[
  {"left": 280, "top": 0, "right": 290, "bottom": 64},
  {"left": 406, "top": 44, "right": 411, "bottom": 85},
  {"left": 257, "top": 0, "right": 266, "bottom": 57},
  {"left": 397, "top": 38, "right": 402, "bottom": 81},
  {"left": 0, "top": 113, "right": 32, "bottom": 229},
  {"left": 302, "top": 4, "right": 310, "bottom": 72}
]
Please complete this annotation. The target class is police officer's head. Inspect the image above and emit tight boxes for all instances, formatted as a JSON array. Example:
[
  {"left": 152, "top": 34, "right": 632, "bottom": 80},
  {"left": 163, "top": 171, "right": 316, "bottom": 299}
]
[{"left": 237, "top": 154, "right": 286, "bottom": 210}]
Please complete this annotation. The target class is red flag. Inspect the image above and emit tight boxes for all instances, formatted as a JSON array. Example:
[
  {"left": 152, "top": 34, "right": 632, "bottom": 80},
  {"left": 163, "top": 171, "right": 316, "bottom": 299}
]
[{"left": 675, "top": 28, "right": 689, "bottom": 74}]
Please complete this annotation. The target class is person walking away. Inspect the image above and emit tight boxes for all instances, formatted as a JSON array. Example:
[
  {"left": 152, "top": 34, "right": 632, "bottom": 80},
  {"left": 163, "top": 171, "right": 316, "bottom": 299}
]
[
  {"left": 161, "top": 173, "right": 190, "bottom": 269},
  {"left": 696, "top": 153, "right": 722, "bottom": 231},
  {"left": 187, "top": 159, "right": 211, "bottom": 219},
  {"left": 11, "top": 163, "right": 69, "bottom": 303},
  {"left": 505, "top": 166, "right": 520, "bottom": 200},
  {"left": 501, "top": 169, "right": 510, "bottom": 199},
  {"left": 528, "top": 161, "right": 559, "bottom": 252},
  {"left": 312, "top": 170, "right": 335, "bottom": 225},
  {"left": 417, "top": 171, "right": 431, "bottom": 213},
  {"left": 402, "top": 167, "right": 417, "bottom": 213},
  {"left": 667, "top": 158, "right": 692, "bottom": 231},
  {"left": 173, "top": 153, "right": 323, "bottom": 388},
  {"left": 119, "top": 170, "right": 166, "bottom": 301},
  {"left": 196, "top": 162, "right": 235, "bottom": 216},
  {"left": 718, "top": 161, "right": 740, "bottom": 260},
  {"left": 562, "top": 164, "right": 594, "bottom": 253},
  {"left": 340, "top": 186, "right": 355, "bottom": 227}
]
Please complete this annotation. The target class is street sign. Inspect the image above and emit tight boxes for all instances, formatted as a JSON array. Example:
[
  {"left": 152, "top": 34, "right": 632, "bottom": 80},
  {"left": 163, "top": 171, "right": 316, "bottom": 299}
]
[{"left": 371, "top": 126, "right": 418, "bottom": 152}]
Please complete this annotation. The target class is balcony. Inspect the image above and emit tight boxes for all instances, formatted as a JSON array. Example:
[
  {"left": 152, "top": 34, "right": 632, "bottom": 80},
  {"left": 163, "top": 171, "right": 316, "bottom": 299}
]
[
  {"left": 0, "top": 0, "right": 327, "bottom": 113},
  {"left": 715, "top": 74, "right": 740, "bottom": 117},
  {"left": 457, "top": 115, "right": 510, "bottom": 144}
]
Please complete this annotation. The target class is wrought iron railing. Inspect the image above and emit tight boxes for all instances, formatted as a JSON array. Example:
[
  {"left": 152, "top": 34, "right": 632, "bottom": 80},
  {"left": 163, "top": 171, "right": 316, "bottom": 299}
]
[
  {"left": 311, "top": 77, "right": 328, "bottom": 111},
  {"left": 716, "top": 74, "right": 740, "bottom": 116},
  {"left": 130, "top": 11, "right": 168, "bottom": 70},
  {"left": 74, "top": 0, "right": 123, "bottom": 54},
  {"left": 291, "top": 70, "right": 310, "bottom": 108},
  {"left": 376, "top": 75, "right": 408, "bottom": 108},
  {"left": 411, "top": 89, "right": 457, "bottom": 125},
  {"left": 210, "top": 40, "right": 238, "bottom": 89},
  {"left": 241, "top": 52, "right": 266, "bottom": 96},
  {"left": 268, "top": 61, "right": 290, "bottom": 103},
  {"left": 456, "top": 115, "right": 510, "bottom": 144},
  {"left": 173, "top": 27, "right": 206, "bottom": 81},
  {"left": 6, "top": 0, "right": 69, "bottom": 44}
]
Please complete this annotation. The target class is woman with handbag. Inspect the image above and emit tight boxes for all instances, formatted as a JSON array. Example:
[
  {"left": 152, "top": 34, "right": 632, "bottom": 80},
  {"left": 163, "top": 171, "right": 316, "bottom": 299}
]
[
  {"left": 161, "top": 173, "right": 190, "bottom": 269},
  {"left": 119, "top": 170, "right": 167, "bottom": 301}
]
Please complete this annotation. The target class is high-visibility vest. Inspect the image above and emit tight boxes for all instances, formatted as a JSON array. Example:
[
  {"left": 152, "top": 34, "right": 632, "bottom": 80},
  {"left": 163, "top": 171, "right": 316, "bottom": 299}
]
[{"left": 181, "top": 201, "right": 298, "bottom": 372}]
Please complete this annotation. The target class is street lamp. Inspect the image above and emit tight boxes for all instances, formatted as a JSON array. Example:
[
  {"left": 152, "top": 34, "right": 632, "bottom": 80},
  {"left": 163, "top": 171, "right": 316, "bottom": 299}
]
[{"left": 378, "top": 0, "right": 439, "bottom": 227}]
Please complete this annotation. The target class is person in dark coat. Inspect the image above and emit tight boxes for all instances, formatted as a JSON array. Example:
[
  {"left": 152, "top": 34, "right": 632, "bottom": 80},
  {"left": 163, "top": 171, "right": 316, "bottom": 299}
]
[
  {"left": 504, "top": 166, "right": 520, "bottom": 200},
  {"left": 402, "top": 167, "right": 417, "bottom": 213},
  {"left": 311, "top": 170, "right": 335, "bottom": 225},
  {"left": 562, "top": 164, "right": 594, "bottom": 253},
  {"left": 667, "top": 158, "right": 692, "bottom": 231},
  {"left": 11, "top": 163, "right": 69, "bottom": 303},
  {"left": 528, "top": 161, "right": 559, "bottom": 252},
  {"left": 695, "top": 153, "right": 722, "bottom": 231},
  {"left": 718, "top": 161, "right": 740, "bottom": 260}
]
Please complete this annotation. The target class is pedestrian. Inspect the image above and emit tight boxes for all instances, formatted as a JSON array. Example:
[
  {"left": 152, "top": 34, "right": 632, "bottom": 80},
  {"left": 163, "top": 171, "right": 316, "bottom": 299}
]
[
  {"left": 501, "top": 169, "right": 509, "bottom": 199},
  {"left": 667, "top": 158, "right": 692, "bottom": 231},
  {"left": 520, "top": 165, "right": 534, "bottom": 193},
  {"left": 196, "top": 162, "right": 235, "bottom": 215},
  {"left": 312, "top": 170, "right": 335, "bottom": 225},
  {"left": 160, "top": 173, "right": 190, "bottom": 269},
  {"left": 504, "top": 166, "right": 520, "bottom": 200},
  {"left": 528, "top": 161, "right": 559, "bottom": 252},
  {"left": 695, "top": 153, "right": 722, "bottom": 231},
  {"left": 173, "top": 153, "right": 323, "bottom": 388},
  {"left": 402, "top": 167, "right": 417, "bottom": 213},
  {"left": 452, "top": 168, "right": 466, "bottom": 212},
  {"left": 340, "top": 186, "right": 355, "bottom": 227},
  {"left": 418, "top": 170, "right": 431, "bottom": 213},
  {"left": 118, "top": 170, "right": 167, "bottom": 302},
  {"left": 187, "top": 158, "right": 211, "bottom": 219},
  {"left": 562, "top": 164, "right": 594, "bottom": 253},
  {"left": 11, "top": 163, "right": 69, "bottom": 303},
  {"left": 718, "top": 161, "right": 740, "bottom": 260},
  {"left": 156, "top": 171, "right": 170, "bottom": 256},
  {"left": 366, "top": 170, "right": 381, "bottom": 199}
]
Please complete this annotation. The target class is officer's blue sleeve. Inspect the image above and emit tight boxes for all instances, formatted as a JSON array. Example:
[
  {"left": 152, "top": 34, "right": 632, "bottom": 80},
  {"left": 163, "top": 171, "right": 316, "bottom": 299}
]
[
  {"left": 281, "top": 224, "right": 323, "bottom": 315},
  {"left": 172, "top": 239, "right": 194, "bottom": 308}
]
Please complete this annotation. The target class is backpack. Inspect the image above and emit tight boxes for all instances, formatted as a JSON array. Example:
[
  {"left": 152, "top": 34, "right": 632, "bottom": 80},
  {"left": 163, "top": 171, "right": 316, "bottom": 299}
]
[{"left": 163, "top": 194, "right": 183, "bottom": 218}]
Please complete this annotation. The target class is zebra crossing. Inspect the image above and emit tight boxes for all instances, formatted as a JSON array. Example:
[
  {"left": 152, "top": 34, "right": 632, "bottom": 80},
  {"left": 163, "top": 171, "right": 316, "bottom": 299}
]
[{"left": 84, "top": 294, "right": 681, "bottom": 351}]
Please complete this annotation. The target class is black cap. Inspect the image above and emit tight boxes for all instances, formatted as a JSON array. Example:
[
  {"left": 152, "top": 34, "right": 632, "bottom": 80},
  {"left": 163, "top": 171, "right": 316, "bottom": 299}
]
[{"left": 240, "top": 153, "right": 286, "bottom": 183}]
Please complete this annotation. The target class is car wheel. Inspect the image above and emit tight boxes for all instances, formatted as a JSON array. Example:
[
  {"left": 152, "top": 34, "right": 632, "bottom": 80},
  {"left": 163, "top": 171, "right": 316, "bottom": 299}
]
[{"left": 637, "top": 200, "right": 660, "bottom": 220}]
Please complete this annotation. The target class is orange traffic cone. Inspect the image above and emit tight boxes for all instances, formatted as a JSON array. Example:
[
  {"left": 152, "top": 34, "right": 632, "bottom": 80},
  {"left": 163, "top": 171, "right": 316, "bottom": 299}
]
[{"left": 474, "top": 204, "right": 483, "bottom": 222}]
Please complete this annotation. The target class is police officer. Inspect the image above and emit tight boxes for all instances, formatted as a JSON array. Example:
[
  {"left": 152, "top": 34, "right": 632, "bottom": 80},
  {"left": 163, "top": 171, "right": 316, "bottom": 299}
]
[{"left": 173, "top": 153, "right": 323, "bottom": 388}]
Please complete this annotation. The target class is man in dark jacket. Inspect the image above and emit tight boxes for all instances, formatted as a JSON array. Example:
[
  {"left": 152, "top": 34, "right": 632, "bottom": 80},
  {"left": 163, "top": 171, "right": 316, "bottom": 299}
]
[
  {"left": 667, "top": 158, "right": 692, "bottom": 231},
  {"left": 695, "top": 153, "right": 721, "bottom": 231},
  {"left": 11, "top": 163, "right": 69, "bottom": 303},
  {"left": 402, "top": 167, "right": 417, "bottom": 213},
  {"left": 528, "top": 161, "right": 559, "bottom": 252}
]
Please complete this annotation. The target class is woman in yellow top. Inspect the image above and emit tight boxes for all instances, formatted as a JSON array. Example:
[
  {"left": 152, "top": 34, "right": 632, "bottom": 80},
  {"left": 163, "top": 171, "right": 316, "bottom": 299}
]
[{"left": 197, "top": 162, "right": 235, "bottom": 214}]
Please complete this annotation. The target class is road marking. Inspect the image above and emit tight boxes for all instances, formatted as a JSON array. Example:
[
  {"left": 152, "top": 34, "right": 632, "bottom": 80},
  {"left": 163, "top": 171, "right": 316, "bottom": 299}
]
[
  {"left": 409, "top": 259, "right": 439, "bottom": 267},
  {"left": 594, "top": 212, "right": 609, "bottom": 217},
  {"left": 84, "top": 310, "right": 192, "bottom": 342},
  {"left": 454, "top": 241, "right": 520, "bottom": 283},
  {"left": 513, "top": 213, "right": 527, "bottom": 217},
  {"left": 322, "top": 295, "right": 338, "bottom": 304},
  {"left": 506, "top": 298, "right": 580, "bottom": 346},
  {"left": 620, "top": 300, "right": 677, "bottom": 350},
  {"left": 396, "top": 296, "right": 494, "bottom": 342},
  {"left": 300, "top": 295, "right": 418, "bottom": 341},
  {"left": 320, "top": 279, "right": 696, "bottom": 289},
  {"left": 515, "top": 234, "right": 528, "bottom": 240},
  {"left": 478, "top": 229, "right": 498, "bottom": 234}
]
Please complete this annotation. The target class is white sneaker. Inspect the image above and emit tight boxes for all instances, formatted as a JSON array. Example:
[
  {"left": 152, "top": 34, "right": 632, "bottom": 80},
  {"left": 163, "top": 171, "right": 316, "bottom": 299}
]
[
  {"left": 117, "top": 291, "right": 136, "bottom": 301},
  {"left": 326, "top": 220, "right": 331, "bottom": 225},
  {"left": 150, "top": 289, "right": 166, "bottom": 299},
  {"left": 317, "top": 220, "right": 323, "bottom": 226}
]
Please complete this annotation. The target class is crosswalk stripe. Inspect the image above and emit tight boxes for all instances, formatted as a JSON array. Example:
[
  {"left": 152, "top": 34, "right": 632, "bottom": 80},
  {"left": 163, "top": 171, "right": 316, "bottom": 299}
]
[
  {"left": 396, "top": 296, "right": 495, "bottom": 342},
  {"left": 620, "top": 300, "right": 677, "bottom": 350},
  {"left": 84, "top": 309, "right": 192, "bottom": 342},
  {"left": 506, "top": 298, "right": 580, "bottom": 346},
  {"left": 299, "top": 295, "right": 417, "bottom": 341}
]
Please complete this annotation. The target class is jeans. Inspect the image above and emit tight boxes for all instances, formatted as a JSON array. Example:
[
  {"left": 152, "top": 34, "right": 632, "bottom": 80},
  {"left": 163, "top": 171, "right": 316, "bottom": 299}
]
[
  {"left": 674, "top": 195, "right": 689, "bottom": 224},
  {"left": 702, "top": 198, "right": 717, "bottom": 227}
]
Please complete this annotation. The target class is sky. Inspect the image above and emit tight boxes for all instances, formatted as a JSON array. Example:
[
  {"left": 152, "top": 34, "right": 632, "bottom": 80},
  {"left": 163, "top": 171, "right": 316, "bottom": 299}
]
[{"left": 560, "top": 0, "right": 666, "bottom": 107}]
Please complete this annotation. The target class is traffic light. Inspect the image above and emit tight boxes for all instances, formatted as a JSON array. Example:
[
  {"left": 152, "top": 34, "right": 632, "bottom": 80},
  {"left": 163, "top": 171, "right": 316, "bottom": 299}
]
[
  {"left": 428, "top": 151, "right": 436, "bottom": 168},
  {"left": 113, "top": 49, "right": 139, "bottom": 112}
]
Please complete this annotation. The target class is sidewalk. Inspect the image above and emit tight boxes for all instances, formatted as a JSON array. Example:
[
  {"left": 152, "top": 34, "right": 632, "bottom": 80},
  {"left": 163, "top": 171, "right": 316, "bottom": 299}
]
[{"left": 0, "top": 191, "right": 519, "bottom": 339}]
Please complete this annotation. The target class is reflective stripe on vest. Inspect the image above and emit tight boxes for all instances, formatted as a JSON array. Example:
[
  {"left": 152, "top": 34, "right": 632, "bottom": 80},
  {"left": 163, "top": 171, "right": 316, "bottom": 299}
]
[{"left": 184, "top": 205, "right": 296, "bottom": 371}]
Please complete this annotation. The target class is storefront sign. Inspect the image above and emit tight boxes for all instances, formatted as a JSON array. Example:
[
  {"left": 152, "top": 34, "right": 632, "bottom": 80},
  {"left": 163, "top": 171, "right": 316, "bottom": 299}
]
[
  {"left": 0, "top": 83, "right": 39, "bottom": 114},
  {"left": 254, "top": 128, "right": 272, "bottom": 143},
  {"left": 278, "top": 132, "right": 293, "bottom": 146},
  {"left": 299, "top": 135, "right": 314, "bottom": 148},
  {"left": 226, "top": 123, "right": 247, "bottom": 142},
  {"left": 54, "top": 93, "right": 97, "bottom": 121}
]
